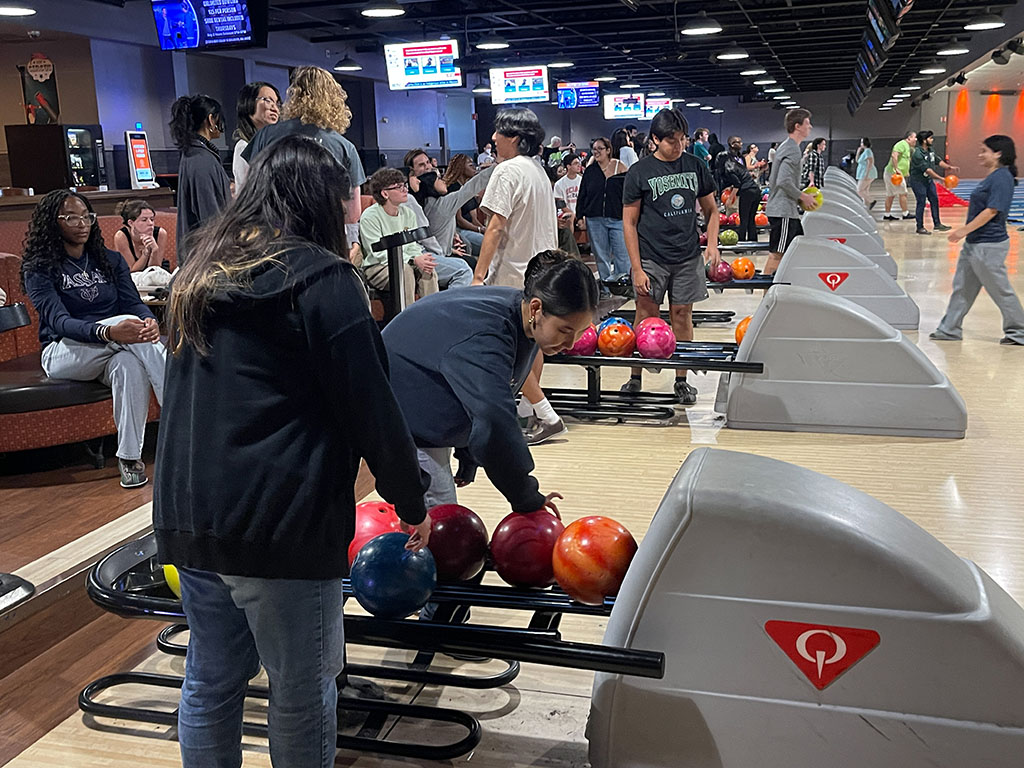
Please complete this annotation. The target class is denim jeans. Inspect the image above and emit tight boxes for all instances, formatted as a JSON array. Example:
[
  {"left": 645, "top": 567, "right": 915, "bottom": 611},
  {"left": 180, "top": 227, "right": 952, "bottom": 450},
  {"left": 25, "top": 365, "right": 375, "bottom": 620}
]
[
  {"left": 458, "top": 228, "right": 485, "bottom": 257},
  {"left": 433, "top": 253, "right": 473, "bottom": 290},
  {"left": 910, "top": 177, "right": 941, "bottom": 229},
  {"left": 177, "top": 568, "right": 345, "bottom": 768},
  {"left": 586, "top": 217, "right": 630, "bottom": 282},
  {"left": 417, "top": 446, "right": 458, "bottom": 508}
]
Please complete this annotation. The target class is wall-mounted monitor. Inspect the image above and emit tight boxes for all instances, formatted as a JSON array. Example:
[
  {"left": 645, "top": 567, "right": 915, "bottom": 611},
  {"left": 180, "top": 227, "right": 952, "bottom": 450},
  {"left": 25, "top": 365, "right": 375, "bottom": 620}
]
[
  {"left": 604, "top": 93, "right": 644, "bottom": 120},
  {"left": 557, "top": 81, "right": 600, "bottom": 109},
  {"left": 643, "top": 97, "right": 672, "bottom": 120},
  {"left": 866, "top": 0, "right": 899, "bottom": 50},
  {"left": 490, "top": 66, "right": 550, "bottom": 104},
  {"left": 890, "top": 0, "right": 914, "bottom": 21},
  {"left": 384, "top": 40, "right": 462, "bottom": 91},
  {"left": 151, "top": 0, "right": 268, "bottom": 50}
]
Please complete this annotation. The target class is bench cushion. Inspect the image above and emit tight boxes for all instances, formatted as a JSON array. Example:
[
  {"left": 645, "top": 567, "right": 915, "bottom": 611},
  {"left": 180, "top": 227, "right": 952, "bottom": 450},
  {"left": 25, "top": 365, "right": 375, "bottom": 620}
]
[{"left": 0, "top": 351, "right": 112, "bottom": 414}]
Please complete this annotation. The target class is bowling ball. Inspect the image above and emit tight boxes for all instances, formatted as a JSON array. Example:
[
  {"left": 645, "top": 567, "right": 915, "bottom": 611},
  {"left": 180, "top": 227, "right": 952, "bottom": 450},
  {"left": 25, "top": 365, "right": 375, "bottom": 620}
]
[
  {"left": 552, "top": 516, "right": 638, "bottom": 605},
  {"left": 731, "top": 257, "right": 755, "bottom": 280},
  {"left": 490, "top": 509, "right": 565, "bottom": 588},
  {"left": 699, "top": 231, "right": 708, "bottom": 246},
  {"left": 348, "top": 500, "right": 402, "bottom": 566},
  {"left": 800, "top": 186, "right": 824, "bottom": 210},
  {"left": 636, "top": 323, "right": 676, "bottom": 359},
  {"left": 350, "top": 532, "right": 437, "bottom": 618},
  {"left": 718, "top": 229, "right": 739, "bottom": 246},
  {"left": 718, "top": 212, "right": 729, "bottom": 226},
  {"left": 721, "top": 188, "right": 735, "bottom": 206},
  {"left": 427, "top": 504, "right": 489, "bottom": 581},
  {"left": 163, "top": 564, "right": 181, "bottom": 599},
  {"left": 727, "top": 212, "right": 740, "bottom": 226},
  {"left": 710, "top": 260, "right": 734, "bottom": 283},
  {"left": 754, "top": 212, "right": 769, "bottom": 227},
  {"left": 597, "top": 316, "right": 631, "bottom": 333},
  {"left": 598, "top": 322, "right": 636, "bottom": 357},
  {"left": 566, "top": 324, "right": 598, "bottom": 356},
  {"left": 944, "top": 174, "right": 959, "bottom": 190},
  {"left": 705, "top": 260, "right": 713, "bottom": 277},
  {"left": 635, "top": 316, "right": 669, "bottom": 337},
  {"left": 890, "top": 172, "right": 904, "bottom": 186},
  {"left": 735, "top": 315, "right": 752, "bottom": 344}
]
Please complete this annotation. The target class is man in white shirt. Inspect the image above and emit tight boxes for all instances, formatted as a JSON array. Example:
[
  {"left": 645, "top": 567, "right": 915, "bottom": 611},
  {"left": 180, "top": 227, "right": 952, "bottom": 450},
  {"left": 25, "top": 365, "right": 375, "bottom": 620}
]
[
  {"left": 477, "top": 142, "right": 495, "bottom": 169},
  {"left": 553, "top": 154, "right": 582, "bottom": 215}
]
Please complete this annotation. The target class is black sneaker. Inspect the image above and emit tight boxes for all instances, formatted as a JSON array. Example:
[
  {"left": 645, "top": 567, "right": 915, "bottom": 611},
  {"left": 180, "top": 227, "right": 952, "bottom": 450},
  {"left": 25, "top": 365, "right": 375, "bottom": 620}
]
[
  {"left": 883, "top": 215, "right": 898, "bottom": 221},
  {"left": 916, "top": 228, "right": 931, "bottom": 235},
  {"left": 673, "top": 379, "right": 698, "bottom": 405},
  {"left": 869, "top": 200, "right": 877, "bottom": 210},
  {"left": 999, "top": 337, "right": 1024, "bottom": 346},
  {"left": 118, "top": 458, "right": 148, "bottom": 489},
  {"left": 903, "top": 213, "right": 915, "bottom": 220},
  {"left": 525, "top": 417, "right": 568, "bottom": 446},
  {"left": 934, "top": 224, "right": 952, "bottom": 231},
  {"left": 620, "top": 377, "right": 642, "bottom": 395},
  {"left": 929, "top": 331, "right": 960, "bottom": 341}
]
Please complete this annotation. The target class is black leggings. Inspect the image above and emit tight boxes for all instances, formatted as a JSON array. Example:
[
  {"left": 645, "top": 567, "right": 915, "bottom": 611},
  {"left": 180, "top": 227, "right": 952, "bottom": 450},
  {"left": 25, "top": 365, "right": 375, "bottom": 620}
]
[{"left": 738, "top": 189, "right": 760, "bottom": 242}]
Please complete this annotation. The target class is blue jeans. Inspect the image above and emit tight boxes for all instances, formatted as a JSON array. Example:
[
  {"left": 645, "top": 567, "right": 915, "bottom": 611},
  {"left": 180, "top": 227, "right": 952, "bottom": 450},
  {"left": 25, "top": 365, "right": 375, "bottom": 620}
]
[
  {"left": 417, "top": 447, "right": 458, "bottom": 508},
  {"left": 177, "top": 568, "right": 345, "bottom": 768},
  {"left": 910, "top": 177, "right": 941, "bottom": 229},
  {"left": 458, "top": 228, "right": 485, "bottom": 257},
  {"left": 434, "top": 254, "right": 472, "bottom": 290},
  {"left": 586, "top": 217, "right": 630, "bottom": 283}
]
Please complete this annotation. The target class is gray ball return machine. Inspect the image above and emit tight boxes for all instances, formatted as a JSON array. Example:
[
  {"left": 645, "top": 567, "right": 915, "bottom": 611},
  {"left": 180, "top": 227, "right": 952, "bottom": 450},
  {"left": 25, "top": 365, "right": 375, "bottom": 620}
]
[
  {"left": 802, "top": 210, "right": 897, "bottom": 278},
  {"left": 715, "top": 284, "right": 965, "bottom": 438},
  {"left": 589, "top": 447, "right": 1024, "bottom": 767},
  {"left": 774, "top": 236, "right": 919, "bottom": 329}
]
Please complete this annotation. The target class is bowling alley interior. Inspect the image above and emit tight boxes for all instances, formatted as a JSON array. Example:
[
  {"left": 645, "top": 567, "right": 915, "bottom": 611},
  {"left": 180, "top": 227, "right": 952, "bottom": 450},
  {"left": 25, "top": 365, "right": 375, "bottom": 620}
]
[{"left": 3, "top": 1, "right": 1024, "bottom": 766}]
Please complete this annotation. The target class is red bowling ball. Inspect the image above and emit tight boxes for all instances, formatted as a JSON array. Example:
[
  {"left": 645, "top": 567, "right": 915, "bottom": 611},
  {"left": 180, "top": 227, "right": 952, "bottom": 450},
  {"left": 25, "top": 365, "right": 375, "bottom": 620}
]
[
  {"left": 636, "top": 323, "right": 676, "bottom": 359},
  {"left": 427, "top": 504, "right": 489, "bottom": 581},
  {"left": 348, "top": 501, "right": 402, "bottom": 566},
  {"left": 553, "top": 516, "right": 638, "bottom": 605},
  {"left": 567, "top": 324, "right": 598, "bottom": 356},
  {"left": 490, "top": 508, "right": 565, "bottom": 587},
  {"left": 699, "top": 231, "right": 708, "bottom": 246},
  {"left": 710, "top": 260, "right": 734, "bottom": 283}
]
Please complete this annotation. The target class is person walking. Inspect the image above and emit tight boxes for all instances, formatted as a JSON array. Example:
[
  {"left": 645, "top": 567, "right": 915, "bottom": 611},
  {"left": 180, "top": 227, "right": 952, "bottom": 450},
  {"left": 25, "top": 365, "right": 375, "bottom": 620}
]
[
  {"left": 930, "top": 135, "right": 1024, "bottom": 346},
  {"left": 764, "top": 109, "right": 821, "bottom": 276},
  {"left": 576, "top": 136, "right": 630, "bottom": 290},
  {"left": 855, "top": 137, "right": 878, "bottom": 208},
  {"left": 909, "top": 130, "right": 958, "bottom": 235},
  {"left": 883, "top": 131, "right": 916, "bottom": 221},
  {"left": 800, "top": 137, "right": 826, "bottom": 189}
]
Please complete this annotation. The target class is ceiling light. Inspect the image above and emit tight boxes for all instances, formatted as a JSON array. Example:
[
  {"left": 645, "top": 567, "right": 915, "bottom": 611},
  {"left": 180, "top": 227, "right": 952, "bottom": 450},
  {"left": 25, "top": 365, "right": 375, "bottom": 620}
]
[
  {"left": 685, "top": 101, "right": 701, "bottom": 107},
  {"left": 648, "top": 91, "right": 666, "bottom": 96},
  {"left": 964, "top": 11, "right": 1005, "bottom": 31},
  {"left": 992, "top": 49, "right": 1011, "bottom": 66},
  {"left": 621, "top": 82, "right": 641, "bottom": 89},
  {"left": 937, "top": 45, "right": 970, "bottom": 56},
  {"left": 879, "top": 106, "right": 892, "bottom": 111},
  {"left": 711, "top": 109, "right": 724, "bottom": 114},
  {"left": 332, "top": 55, "right": 362, "bottom": 72},
  {"left": 360, "top": 0, "right": 405, "bottom": 17},
  {"left": 476, "top": 33, "right": 509, "bottom": 50},
  {"left": 0, "top": 5, "right": 36, "bottom": 15},
  {"left": 700, "top": 105, "right": 714, "bottom": 111},
  {"left": 781, "top": 101, "right": 797, "bottom": 106},
  {"left": 549, "top": 60, "right": 574, "bottom": 68},
  {"left": 919, "top": 64, "right": 946, "bottom": 75},
  {"left": 900, "top": 85, "right": 921, "bottom": 91},
  {"left": 595, "top": 74, "right": 617, "bottom": 82},
  {"left": 1009, "top": 40, "right": 1024, "bottom": 56},
  {"left": 472, "top": 84, "right": 491, "bottom": 93},
  {"left": 764, "top": 87, "right": 785, "bottom": 93},
  {"left": 772, "top": 95, "right": 789, "bottom": 100},
  {"left": 682, "top": 10, "right": 723, "bottom": 36},
  {"left": 892, "top": 92, "right": 909, "bottom": 97},
  {"left": 753, "top": 78, "right": 776, "bottom": 86},
  {"left": 716, "top": 42, "right": 749, "bottom": 61},
  {"left": 740, "top": 65, "right": 767, "bottom": 76},
  {"left": 955, "top": 72, "right": 968, "bottom": 85}
]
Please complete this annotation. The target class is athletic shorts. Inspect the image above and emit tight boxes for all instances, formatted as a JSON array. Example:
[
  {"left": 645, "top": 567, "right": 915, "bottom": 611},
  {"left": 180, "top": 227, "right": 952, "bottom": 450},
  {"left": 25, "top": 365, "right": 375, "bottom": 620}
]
[
  {"left": 884, "top": 173, "right": 908, "bottom": 196},
  {"left": 640, "top": 258, "right": 708, "bottom": 306},
  {"left": 768, "top": 217, "right": 803, "bottom": 255}
]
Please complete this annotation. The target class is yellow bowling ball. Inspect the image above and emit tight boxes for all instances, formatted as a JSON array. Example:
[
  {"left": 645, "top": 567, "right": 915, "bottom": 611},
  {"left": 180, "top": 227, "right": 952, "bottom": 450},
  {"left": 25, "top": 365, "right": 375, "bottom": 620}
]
[{"left": 163, "top": 564, "right": 181, "bottom": 598}]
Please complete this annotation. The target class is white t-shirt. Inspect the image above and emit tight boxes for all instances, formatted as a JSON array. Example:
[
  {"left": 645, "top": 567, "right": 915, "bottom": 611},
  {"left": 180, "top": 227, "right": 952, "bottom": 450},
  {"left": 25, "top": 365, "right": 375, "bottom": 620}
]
[
  {"left": 480, "top": 155, "right": 558, "bottom": 288},
  {"left": 553, "top": 173, "right": 581, "bottom": 214},
  {"left": 232, "top": 140, "right": 249, "bottom": 193},
  {"left": 477, "top": 151, "right": 494, "bottom": 167},
  {"left": 768, "top": 147, "right": 777, "bottom": 163},
  {"left": 619, "top": 145, "right": 639, "bottom": 168}
]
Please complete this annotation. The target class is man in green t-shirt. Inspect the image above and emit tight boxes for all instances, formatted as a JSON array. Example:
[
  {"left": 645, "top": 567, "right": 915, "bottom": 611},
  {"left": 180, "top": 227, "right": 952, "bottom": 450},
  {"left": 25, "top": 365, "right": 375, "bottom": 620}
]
[
  {"left": 908, "top": 129, "right": 959, "bottom": 235},
  {"left": 883, "top": 130, "right": 916, "bottom": 221}
]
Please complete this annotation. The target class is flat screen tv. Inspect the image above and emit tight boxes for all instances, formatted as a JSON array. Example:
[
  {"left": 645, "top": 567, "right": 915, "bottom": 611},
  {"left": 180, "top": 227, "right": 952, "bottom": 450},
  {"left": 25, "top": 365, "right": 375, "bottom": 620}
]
[
  {"left": 603, "top": 93, "right": 644, "bottom": 120},
  {"left": 384, "top": 40, "right": 462, "bottom": 91},
  {"left": 151, "top": 0, "right": 268, "bottom": 50},
  {"left": 490, "top": 66, "right": 550, "bottom": 104},
  {"left": 867, "top": 0, "right": 899, "bottom": 50},
  {"left": 557, "top": 81, "right": 600, "bottom": 109},
  {"left": 643, "top": 97, "right": 672, "bottom": 120}
]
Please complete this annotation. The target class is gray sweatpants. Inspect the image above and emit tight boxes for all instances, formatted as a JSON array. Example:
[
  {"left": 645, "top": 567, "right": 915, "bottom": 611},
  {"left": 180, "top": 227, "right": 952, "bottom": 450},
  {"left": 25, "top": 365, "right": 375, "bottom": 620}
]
[
  {"left": 935, "top": 240, "right": 1024, "bottom": 343},
  {"left": 40, "top": 314, "right": 167, "bottom": 460}
]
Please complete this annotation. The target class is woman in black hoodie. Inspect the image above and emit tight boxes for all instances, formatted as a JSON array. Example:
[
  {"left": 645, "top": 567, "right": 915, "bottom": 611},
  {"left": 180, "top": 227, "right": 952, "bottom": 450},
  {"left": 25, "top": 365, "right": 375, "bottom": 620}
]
[{"left": 154, "top": 135, "right": 430, "bottom": 768}]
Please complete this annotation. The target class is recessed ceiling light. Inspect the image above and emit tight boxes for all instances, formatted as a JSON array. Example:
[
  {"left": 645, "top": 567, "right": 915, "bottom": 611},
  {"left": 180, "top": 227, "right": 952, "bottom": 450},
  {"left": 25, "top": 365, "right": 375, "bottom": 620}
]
[
  {"left": 900, "top": 85, "right": 922, "bottom": 91},
  {"left": 753, "top": 78, "right": 777, "bottom": 85},
  {"left": 711, "top": 108, "right": 724, "bottom": 114},
  {"left": 764, "top": 87, "right": 785, "bottom": 93},
  {"left": 549, "top": 60, "right": 574, "bottom": 68},
  {"left": 781, "top": 101, "right": 797, "bottom": 106},
  {"left": 648, "top": 91, "right": 666, "bottom": 96},
  {"left": 716, "top": 43, "right": 749, "bottom": 61},
  {"left": 964, "top": 11, "right": 1005, "bottom": 31},
  {"left": 476, "top": 33, "right": 509, "bottom": 50},
  {"left": 740, "top": 66, "right": 767, "bottom": 76},
  {"left": 700, "top": 105, "right": 714, "bottom": 110},
  {"left": 685, "top": 101, "right": 701, "bottom": 107},
  {"left": 0, "top": 5, "right": 36, "bottom": 15},
  {"left": 360, "top": 0, "right": 405, "bottom": 18},
  {"left": 595, "top": 74, "right": 617, "bottom": 82},
  {"left": 332, "top": 56, "right": 362, "bottom": 72},
  {"left": 919, "top": 65, "right": 947, "bottom": 75},
  {"left": 937, "top": 45, "right": 970, "bottom": 56},
  {"left": 772, "top": 95, "right": 789, "bottom": 100},
  {"left": 682, "top": 10, "right": 722, "bottom": 36},
  {"left": 879, "top": 106, "right": 892, "bottom": 111},
  {"left": 621, "top": 82, "right": 641, "bottom": 88}
]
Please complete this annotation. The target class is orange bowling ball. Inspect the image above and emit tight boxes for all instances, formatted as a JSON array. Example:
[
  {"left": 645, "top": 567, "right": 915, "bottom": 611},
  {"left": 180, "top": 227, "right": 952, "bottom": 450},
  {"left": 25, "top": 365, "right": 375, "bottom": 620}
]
[
  {"left": 754, "top": 212, "right": 768, "bottom": 227},
  {"left": 598, "top": 323, "right": 636, "bottom": 357},
  {"left": 890, "top": 172, "right": 904, "bottom": 186},
  {"left": 552, "top": 516, "right": 638, "bottom": 605},
  {"left": 735, "top": 315, "right": 752, "bottom": 344},
  {"left": 731, "top": 257, "right": 755, "bottom": 280},
  {"left": 944, "top": 174, "right": 959, "bottom": 190}
]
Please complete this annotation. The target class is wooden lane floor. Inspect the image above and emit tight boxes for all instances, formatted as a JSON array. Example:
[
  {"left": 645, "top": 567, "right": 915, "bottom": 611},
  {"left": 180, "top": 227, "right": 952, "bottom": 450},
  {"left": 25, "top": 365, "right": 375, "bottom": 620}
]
[{"left": 7, "top": 208, "right": 1024, "bottom": 766}]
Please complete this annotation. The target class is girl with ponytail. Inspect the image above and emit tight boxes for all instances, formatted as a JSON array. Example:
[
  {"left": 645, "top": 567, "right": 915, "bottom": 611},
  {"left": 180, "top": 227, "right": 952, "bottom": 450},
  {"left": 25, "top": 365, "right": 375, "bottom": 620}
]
[
  {"left": 931, "top": 135, "right": 1024, "bottom": 345},
  {"left": 382, "top": 249, "right": 598, "bottom": 515},
  {"left": 169, "top": 94, "right": 230, "bottom": 264}
]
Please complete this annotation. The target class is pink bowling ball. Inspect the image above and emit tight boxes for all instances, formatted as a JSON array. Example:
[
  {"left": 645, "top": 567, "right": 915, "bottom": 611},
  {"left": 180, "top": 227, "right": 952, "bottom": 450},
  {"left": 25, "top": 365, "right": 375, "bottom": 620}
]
[
  {"left": 710, "top": 260, "right": 734, "bottom": 283},
  {"left": 635, "top": 317, "right": 670, "bottom": 337},
  {"left": 636, "top": 323, "right": 676, "bottom": 359},
  {"left": 567, "top": 324, "right": 598, "bottom": 356}
]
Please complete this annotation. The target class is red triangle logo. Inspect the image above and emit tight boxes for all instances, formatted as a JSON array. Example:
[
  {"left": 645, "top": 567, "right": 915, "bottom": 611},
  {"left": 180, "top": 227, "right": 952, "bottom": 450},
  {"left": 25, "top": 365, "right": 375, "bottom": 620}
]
[
  {"left": 828, "top": 237, "right": 848, "bottom": 244},
  {"left": 764, "top": 620, "right": 880, "bottom": 690},
  {"left": 818, "top": 272, "right": 849, "bottom": 291}
]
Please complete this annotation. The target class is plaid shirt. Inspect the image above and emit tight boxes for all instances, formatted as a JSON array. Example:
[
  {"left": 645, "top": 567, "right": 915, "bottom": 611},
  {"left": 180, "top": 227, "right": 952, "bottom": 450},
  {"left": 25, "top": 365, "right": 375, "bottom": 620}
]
[{"left": 800, "top": 149, "right": 824, "bottom": 188}]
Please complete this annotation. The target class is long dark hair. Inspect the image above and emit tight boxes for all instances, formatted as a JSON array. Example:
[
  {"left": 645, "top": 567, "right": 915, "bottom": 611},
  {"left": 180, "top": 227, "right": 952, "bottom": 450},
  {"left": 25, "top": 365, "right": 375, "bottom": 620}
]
[
  {"left": 20, "top": 190, "right": 113, "bottom": 290},
  {"left": 169, "top": 94, "right": 224, "bottom": 150},
  {"left": 984, "top": 134, "right": 1018, "bottom": 184},
  {"left": 234, "top": 81, "right": 280, "bottom": 143},
  {"left": 611, "top": 128, "right": 632, "bottom": 161},
  {"left": 115, "top": 198, "right": 155, "bottom": 225},
  {"left": 169, "top": 135, "right": 351, "bottom": 354},
  {"left": 524, "top": 250, "right": 599, "bottom": 317}
]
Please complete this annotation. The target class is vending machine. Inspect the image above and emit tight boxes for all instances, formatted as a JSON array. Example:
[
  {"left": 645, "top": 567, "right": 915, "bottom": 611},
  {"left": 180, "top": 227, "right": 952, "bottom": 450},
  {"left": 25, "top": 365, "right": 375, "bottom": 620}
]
[{"left": 4, "top": 124, "right": 107, "bottom": 192}]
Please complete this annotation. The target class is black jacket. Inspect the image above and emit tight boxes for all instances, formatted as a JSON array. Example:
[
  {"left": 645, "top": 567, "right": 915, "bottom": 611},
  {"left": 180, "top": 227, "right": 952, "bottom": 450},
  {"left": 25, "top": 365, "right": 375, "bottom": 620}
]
[
  {"left": 576, "top": 162, "right": 625, "bottom": 220},
  {"left": 154, "top": 243, "right": 428, "bottom": 579},
  {"left": 175, "top": 138, "right": 231, "bottom": 265},
  {"left": 382, "top": 287, "right": 545, "bottom": 514}
]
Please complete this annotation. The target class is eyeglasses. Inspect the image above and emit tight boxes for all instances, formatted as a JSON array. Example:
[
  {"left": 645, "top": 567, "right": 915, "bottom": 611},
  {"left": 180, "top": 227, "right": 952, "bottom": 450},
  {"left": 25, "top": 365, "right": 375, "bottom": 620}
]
[
  {"left": 383, "top": 183, "right": 409, "bottom": 192},
  {"left": 592, "top": 145, "right": 608, "bottom": 152},
  {"left": 256, "top": 96, "right": 281, "bottom": 108},
  {"left": 58, "top": 213, "right": 97, "bottom": 227}
]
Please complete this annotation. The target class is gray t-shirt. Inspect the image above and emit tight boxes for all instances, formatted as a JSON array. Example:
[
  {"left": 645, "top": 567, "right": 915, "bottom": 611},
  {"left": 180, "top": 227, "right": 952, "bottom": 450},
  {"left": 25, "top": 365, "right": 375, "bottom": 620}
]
[
  {"left": 241, "top": 118, "right": 366, "bottom": 188},
  {"left": 765, "top": 137, "right": 802, "bottom": 219}
]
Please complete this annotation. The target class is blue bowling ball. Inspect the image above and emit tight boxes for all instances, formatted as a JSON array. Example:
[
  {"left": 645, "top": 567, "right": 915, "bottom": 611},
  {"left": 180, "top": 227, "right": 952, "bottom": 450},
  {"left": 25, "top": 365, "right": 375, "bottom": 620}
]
[
  {"left": 350, "top": 532, "right": 437, "bottom": 618},
  {"left": 598, "top": 316, "right": 632, "bottom": 333}
]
